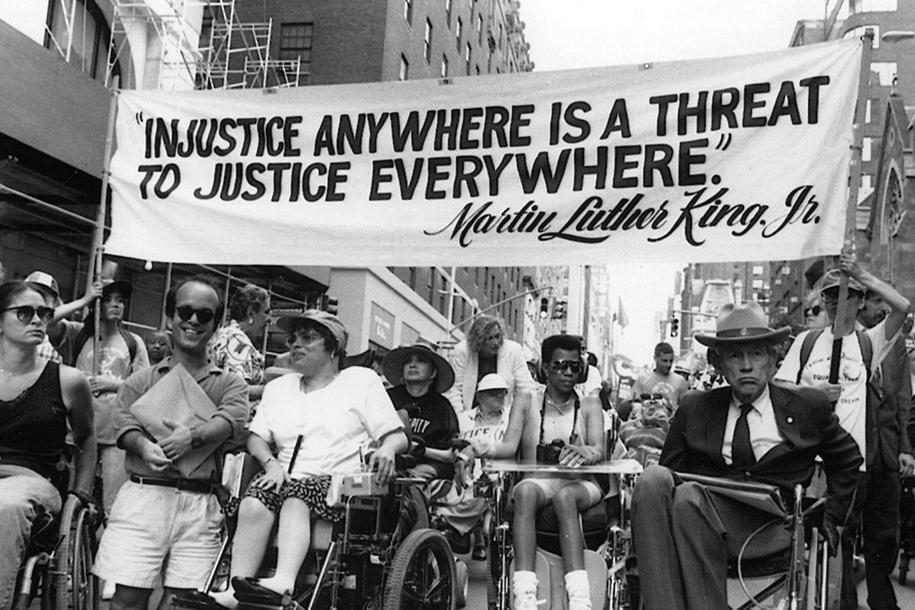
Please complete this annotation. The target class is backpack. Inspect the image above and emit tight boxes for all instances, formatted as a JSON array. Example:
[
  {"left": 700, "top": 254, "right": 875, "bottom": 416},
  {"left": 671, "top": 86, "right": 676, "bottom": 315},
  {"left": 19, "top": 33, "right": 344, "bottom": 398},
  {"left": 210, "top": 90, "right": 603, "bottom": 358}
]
[
  {"left": 72, "top": 325, "right": 139, "bottom": 370},
  {"left": 795, "top": 328, "right": 872, "bottom": 385}
]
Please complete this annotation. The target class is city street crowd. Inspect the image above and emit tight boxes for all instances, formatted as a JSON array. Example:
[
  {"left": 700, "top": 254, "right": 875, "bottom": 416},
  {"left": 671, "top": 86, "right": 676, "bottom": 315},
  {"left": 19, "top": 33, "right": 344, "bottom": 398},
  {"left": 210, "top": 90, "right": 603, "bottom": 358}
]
[{"left": 1, "top": 252, "right": 914, "bottom": 610}]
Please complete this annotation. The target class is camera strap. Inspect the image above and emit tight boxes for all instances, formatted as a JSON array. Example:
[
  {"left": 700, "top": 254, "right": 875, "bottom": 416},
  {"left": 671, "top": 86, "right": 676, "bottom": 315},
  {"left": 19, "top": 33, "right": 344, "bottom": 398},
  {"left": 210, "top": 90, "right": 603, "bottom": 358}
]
[{"left": 538, "top": 390, "right": 581, "bottom": 445}]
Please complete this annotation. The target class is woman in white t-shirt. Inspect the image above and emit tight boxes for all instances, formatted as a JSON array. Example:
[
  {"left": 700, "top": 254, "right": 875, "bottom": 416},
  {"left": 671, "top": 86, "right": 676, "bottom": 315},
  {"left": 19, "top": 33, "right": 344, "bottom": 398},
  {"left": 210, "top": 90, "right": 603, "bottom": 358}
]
[{"left": 209, "top": 311, "right": 407, "bottom": 609}]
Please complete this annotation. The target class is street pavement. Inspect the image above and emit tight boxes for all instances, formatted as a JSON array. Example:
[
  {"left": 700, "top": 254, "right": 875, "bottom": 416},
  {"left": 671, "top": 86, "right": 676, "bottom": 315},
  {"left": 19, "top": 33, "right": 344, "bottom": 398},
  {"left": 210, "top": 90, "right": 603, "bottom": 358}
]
[{"left": 81, "top": 552, "right": 915, "bottom": 609}]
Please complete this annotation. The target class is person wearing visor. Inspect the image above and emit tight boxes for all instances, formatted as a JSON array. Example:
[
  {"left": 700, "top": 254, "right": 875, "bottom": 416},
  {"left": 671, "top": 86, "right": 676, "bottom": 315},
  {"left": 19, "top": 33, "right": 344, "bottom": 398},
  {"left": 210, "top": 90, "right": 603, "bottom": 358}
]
[
  {"left": 776, "top": 254, "right": 912, "bottom": 610},
  {"left": 472, "top": 334, "right": 604, "bottom": 610},
  {"left": 204, "top": 310, "right": 407, "bottom": 609},
  {"left": 382, "top": 344, "right": 459, "bottom": 481},
  {"left": 72, "top": 278, "right": 149, "bottom": 520}
]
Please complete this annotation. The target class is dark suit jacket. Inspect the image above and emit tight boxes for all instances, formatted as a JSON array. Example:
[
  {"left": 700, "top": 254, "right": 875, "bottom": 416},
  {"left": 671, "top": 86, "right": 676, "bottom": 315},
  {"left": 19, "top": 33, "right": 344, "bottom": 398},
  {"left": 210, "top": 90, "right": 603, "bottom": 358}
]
[
  {"left": 660, "top": 383, "right": 862, "bottom": 525},
  {"left": 868, "top": 335, "right": 913, "bottom": 469}
]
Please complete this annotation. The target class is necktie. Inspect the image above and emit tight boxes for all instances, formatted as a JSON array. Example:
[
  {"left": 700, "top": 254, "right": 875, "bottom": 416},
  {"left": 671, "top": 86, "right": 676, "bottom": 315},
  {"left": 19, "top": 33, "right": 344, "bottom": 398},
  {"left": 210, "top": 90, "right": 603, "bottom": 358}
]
[{"left": 732, "top": 403, "right": 755, "bottom": 468}]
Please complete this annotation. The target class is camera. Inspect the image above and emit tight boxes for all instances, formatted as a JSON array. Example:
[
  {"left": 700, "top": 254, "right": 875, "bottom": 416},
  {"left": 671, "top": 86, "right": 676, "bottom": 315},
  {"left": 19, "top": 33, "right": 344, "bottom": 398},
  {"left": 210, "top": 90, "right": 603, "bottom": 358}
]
[{"left": 536, "top": 439, "right": 566, "bottom": 464}]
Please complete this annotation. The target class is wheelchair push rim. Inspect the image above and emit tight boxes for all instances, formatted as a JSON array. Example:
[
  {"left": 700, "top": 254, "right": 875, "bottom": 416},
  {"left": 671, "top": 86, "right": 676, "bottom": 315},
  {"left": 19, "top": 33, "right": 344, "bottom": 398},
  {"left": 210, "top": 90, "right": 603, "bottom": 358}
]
[{"left": 382, "top": 528, "right": 455, "bottom": 610}]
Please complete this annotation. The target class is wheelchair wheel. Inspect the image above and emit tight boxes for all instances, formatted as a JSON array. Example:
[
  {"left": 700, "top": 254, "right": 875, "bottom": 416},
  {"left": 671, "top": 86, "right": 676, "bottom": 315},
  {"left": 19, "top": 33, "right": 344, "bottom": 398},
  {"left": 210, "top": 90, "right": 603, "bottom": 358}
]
[
  {"left": 45, "top": 496, "right": 97, "bottom": 610},
  {"left": 486, "top": 536, "right": 509, "bottom": 609},
  {"left": 382, "top": 529, "right": 455, "bottom": 610}
]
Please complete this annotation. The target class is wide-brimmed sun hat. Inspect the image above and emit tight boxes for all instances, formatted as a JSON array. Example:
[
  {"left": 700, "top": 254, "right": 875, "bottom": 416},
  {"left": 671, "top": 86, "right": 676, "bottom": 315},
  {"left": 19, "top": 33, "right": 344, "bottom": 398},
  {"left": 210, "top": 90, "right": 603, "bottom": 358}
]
[
  {"left": 695, "top": 302, "right": 791, "bottom": 347},
  {"left": 382, "top": 344, "right": 455, "bottom": 394}
]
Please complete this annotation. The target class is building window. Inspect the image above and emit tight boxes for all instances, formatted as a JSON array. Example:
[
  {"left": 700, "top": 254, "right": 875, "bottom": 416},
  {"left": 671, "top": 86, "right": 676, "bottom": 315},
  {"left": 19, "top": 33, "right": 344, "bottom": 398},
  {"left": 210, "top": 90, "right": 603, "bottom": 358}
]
[
  {"left": 441, "top": 55, "right": 449, "bottom": 78},
  {"left": 423, "top": 19, "right": 433, "bottom": 63},
  {"left": 403, "top": 0, "right": 412, "bottom": 24},
  {"left": 408, "top": 267, "right": 417, "bottom": 290},
  {"left": 279, "top": 22, "right": 314, "bottom": 76},
  {"left": 428, "top": 268, "right": 435, "bottom": 302},
  {"left": 45, "top": 0, "right": 118, "bottom": 80},
  {"left": 456, "top": 17, "right": 463, "bottom": 49},
  {"left": 870, "top": 61, "right": 896, "bottom": 86},
  {"left": 465, "top": 42, "right": 471, "bottom": 74},
  {"left": 445, "top": 0, "right": 453, "bottom": 23},
  {"left": 399, "top": 54, "right": 409, "bottom": 80},
  {"left": 850, "top": 0, "right": 897, "bottom": 13},
  {"left": 862, "top": 137, "right": 873, "bottom": 162},
  {"left": 476, "top": 13, "right": 483, "bottom": 44}
]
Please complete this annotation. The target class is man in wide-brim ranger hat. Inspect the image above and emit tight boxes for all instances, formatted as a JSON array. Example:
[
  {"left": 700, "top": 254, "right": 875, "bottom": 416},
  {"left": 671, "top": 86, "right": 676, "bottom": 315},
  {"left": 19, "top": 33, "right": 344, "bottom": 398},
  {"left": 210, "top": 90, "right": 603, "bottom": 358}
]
[
  {"left": 382, "top": 344, "right": 460, "bottom": 481},
  {"left": 630, "top": 301, "right": 862, "bottom": 610}
]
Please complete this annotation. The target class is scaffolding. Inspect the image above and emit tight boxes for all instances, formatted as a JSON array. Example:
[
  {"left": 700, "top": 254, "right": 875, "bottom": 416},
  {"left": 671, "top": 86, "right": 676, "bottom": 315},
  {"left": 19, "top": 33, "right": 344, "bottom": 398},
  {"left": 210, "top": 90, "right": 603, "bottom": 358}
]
[{"left": 104, "top": 0, "right": 301, "bottom": 91}]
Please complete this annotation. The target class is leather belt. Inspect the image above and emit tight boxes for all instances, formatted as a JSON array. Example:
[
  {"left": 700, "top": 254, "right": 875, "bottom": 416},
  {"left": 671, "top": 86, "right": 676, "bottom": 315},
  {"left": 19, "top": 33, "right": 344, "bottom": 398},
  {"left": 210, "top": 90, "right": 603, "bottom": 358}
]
[{"left": 129, "top": 474, "right": 216, "bottom": 494}]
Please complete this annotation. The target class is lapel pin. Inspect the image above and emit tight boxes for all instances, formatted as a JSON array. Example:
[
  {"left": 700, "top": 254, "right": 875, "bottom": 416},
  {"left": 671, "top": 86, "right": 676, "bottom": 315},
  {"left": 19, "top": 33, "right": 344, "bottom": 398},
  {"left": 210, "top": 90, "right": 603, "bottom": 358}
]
[{"left": 786, "top": 416, "right": 794, "bottom": 424}]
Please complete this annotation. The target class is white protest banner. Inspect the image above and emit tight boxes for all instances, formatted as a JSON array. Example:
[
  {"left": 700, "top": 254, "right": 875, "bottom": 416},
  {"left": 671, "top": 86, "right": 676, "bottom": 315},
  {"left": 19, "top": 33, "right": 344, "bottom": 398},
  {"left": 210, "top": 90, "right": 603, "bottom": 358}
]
[{"left": 105, "top": 39, "right": 861, "bottom": 266}]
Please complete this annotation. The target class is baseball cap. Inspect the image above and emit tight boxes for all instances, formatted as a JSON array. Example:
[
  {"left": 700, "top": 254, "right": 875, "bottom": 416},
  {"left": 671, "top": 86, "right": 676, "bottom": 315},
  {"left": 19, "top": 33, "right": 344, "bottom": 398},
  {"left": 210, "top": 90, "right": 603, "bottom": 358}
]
[
  {"left": 277, "top": 309, "right": 348, "bottom": 352},
  {"left": 25, "top": 271, "right": 60, "bottom": 299},
  {"left": 818, "top": 268, "right": 866, "bottom": 295},
  {"left": 477, "top": 373, "right": 509, "bottom": 393}
]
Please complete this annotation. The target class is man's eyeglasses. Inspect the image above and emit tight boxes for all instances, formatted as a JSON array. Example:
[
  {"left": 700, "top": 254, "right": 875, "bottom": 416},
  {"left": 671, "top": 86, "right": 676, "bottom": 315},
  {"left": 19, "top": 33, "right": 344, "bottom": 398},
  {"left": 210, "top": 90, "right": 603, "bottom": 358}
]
[
  {"left": 4, "top": 305, "right": 54, "bottom": 324},
  {"left": 804, "top": 305, "right": 821, "bottom": 317},
  {"left": 174, "top": 305, "right": 216, "bottom": 325},
  {"left": 550, "top": 360, "right": 583, "bottom": 374}
]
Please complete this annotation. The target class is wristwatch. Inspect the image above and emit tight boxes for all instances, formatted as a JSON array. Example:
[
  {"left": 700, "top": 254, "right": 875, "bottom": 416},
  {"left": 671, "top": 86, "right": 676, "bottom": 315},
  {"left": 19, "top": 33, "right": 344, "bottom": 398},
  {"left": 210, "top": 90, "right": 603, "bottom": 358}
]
[{"left": 190, "top": 427, "right": 204, "bottom": 449}]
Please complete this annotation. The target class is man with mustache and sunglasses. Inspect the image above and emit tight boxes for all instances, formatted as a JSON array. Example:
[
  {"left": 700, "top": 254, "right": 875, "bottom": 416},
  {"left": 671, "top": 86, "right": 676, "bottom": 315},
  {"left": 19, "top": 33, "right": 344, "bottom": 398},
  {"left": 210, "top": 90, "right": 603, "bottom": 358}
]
[{"left": 93, "top": 277, "right": 249, "bottom": 610}]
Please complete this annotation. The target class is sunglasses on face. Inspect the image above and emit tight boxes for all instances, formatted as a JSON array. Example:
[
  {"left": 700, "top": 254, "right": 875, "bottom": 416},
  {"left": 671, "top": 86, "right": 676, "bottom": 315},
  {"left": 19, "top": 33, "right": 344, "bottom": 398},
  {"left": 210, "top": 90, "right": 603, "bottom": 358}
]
[
  {"left": 4, "top": 305, "right": 55, "bottom": 324},
  {"left": 804, "top": 305, "right": 821, "bottom": 317},
  {"left": 174, "top": 305, "right": 216, "bottom": 325},
  {"left": 549, "top": 360, "right": 583, "bottom": 374}
]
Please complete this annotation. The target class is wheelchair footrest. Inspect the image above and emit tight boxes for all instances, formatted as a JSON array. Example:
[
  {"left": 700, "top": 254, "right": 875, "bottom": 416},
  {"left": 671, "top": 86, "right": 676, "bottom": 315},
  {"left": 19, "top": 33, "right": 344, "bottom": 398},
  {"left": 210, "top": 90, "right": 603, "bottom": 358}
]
[
  {"left": 172, "top": 590, "right": 230, "bottom": 610},
  {"left": 233, "top": 578, "right": 292, "bottom": 608}
]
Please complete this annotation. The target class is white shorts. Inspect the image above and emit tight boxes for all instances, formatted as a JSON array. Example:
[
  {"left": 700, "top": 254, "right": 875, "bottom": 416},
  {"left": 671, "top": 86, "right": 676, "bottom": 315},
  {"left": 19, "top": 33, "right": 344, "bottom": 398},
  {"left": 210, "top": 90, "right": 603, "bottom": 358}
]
[
  {"left": 512, "top": 476, "right": 603, "bottom": 507},
  {"left": 92, "top": 481, "right": 223, "bottom": 589}
]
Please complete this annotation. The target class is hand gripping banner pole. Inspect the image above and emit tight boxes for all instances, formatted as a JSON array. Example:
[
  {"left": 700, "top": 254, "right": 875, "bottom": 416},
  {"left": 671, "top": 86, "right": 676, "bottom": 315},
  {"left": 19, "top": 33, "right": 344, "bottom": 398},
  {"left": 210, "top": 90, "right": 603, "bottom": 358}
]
[
  {"left": 828, "top": 32, "right": 873, "bottom": 385},
  {"left": 89, "top": 79, "right": 120, "bottom": 376}
]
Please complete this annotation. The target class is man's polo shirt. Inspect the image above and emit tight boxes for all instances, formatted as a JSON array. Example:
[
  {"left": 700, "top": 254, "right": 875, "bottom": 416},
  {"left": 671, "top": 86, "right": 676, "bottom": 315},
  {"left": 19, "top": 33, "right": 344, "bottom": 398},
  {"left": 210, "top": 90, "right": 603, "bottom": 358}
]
[{"left": 115, "top": 356, "right": 249, "bottom": 480}]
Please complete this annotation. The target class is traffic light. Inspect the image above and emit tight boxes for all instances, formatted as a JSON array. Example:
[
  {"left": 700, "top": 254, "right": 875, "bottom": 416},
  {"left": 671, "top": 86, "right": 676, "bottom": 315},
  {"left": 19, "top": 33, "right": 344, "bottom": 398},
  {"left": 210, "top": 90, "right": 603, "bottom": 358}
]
[
  {"left": 670, "top": 317, "right": 679, "bottom": 337},
  {"left": 320, "top": 294, "right": 339, "bottom": 315},
  {"left": 552, "top": 300, "right": 567, "bottom": 319},
  {"left": 539, "top": 297, "right": 550, "bottom": 319}
]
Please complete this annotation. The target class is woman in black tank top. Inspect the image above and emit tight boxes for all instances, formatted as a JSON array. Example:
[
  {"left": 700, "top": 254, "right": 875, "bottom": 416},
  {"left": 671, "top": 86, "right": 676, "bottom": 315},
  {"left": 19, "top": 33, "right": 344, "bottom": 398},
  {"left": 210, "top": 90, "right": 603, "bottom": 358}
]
[{"left": 0, "top": 281, "right": 96, "bottom": 603}]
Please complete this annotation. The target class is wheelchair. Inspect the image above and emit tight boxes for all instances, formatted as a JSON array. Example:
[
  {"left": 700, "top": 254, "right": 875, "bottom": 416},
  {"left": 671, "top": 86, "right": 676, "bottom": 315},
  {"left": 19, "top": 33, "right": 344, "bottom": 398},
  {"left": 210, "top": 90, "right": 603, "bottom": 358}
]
[
  {"left": 721, "top": 482, "right": 836, "bottom": 610},
  {"left": 13, "top": 457, "right": 100, "bottom": 610},
  {"left": 477, "top": 458, "right": 641, "bottom": 610},
  {"left": 175, "top": 453, "right": 459, "bottom": 610}
]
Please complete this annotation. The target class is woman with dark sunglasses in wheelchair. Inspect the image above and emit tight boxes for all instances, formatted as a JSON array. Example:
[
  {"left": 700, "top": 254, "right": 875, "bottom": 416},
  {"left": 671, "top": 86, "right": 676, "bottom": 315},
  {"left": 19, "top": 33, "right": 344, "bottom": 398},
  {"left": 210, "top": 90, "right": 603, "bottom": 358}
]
[
  {"left": 0, "top": 280, "right": 97, "bottom": 608},
  {"left": 470, "top": 334, "right": 605, "bottom": 610}
]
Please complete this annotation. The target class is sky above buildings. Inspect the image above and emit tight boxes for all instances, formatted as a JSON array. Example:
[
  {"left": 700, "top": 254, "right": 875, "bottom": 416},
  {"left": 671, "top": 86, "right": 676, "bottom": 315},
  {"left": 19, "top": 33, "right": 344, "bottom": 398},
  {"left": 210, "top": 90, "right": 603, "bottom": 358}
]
[{"left": 521, "top": 0, "right": 833, "bottom": 365}]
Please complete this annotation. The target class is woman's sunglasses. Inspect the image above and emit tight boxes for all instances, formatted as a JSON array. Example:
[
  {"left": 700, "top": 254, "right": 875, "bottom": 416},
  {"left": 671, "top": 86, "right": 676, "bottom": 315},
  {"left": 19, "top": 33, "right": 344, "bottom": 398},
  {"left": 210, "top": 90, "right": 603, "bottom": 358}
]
[
  {"left": 4, "top": 305, "right": 55, "bottom": 324},
  {"left": 804, "top": 305, "right": 821, "bottom": 317},
  {"left": 549, "top": 360, "right": 583, "bottom": 374},
  {"left": 174, "top": 305, "right": 216, "bottom": 325}
]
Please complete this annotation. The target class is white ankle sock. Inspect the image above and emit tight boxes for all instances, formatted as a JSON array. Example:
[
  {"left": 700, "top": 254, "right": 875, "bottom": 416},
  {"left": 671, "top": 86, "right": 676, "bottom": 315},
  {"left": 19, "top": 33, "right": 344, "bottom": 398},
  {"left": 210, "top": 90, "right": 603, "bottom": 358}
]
[
  {"left": 512, "top": 570, "right": 540, "bottom": 609},
  {"left": 565, "top": 569, "right": 592, "bottom": 610}
]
